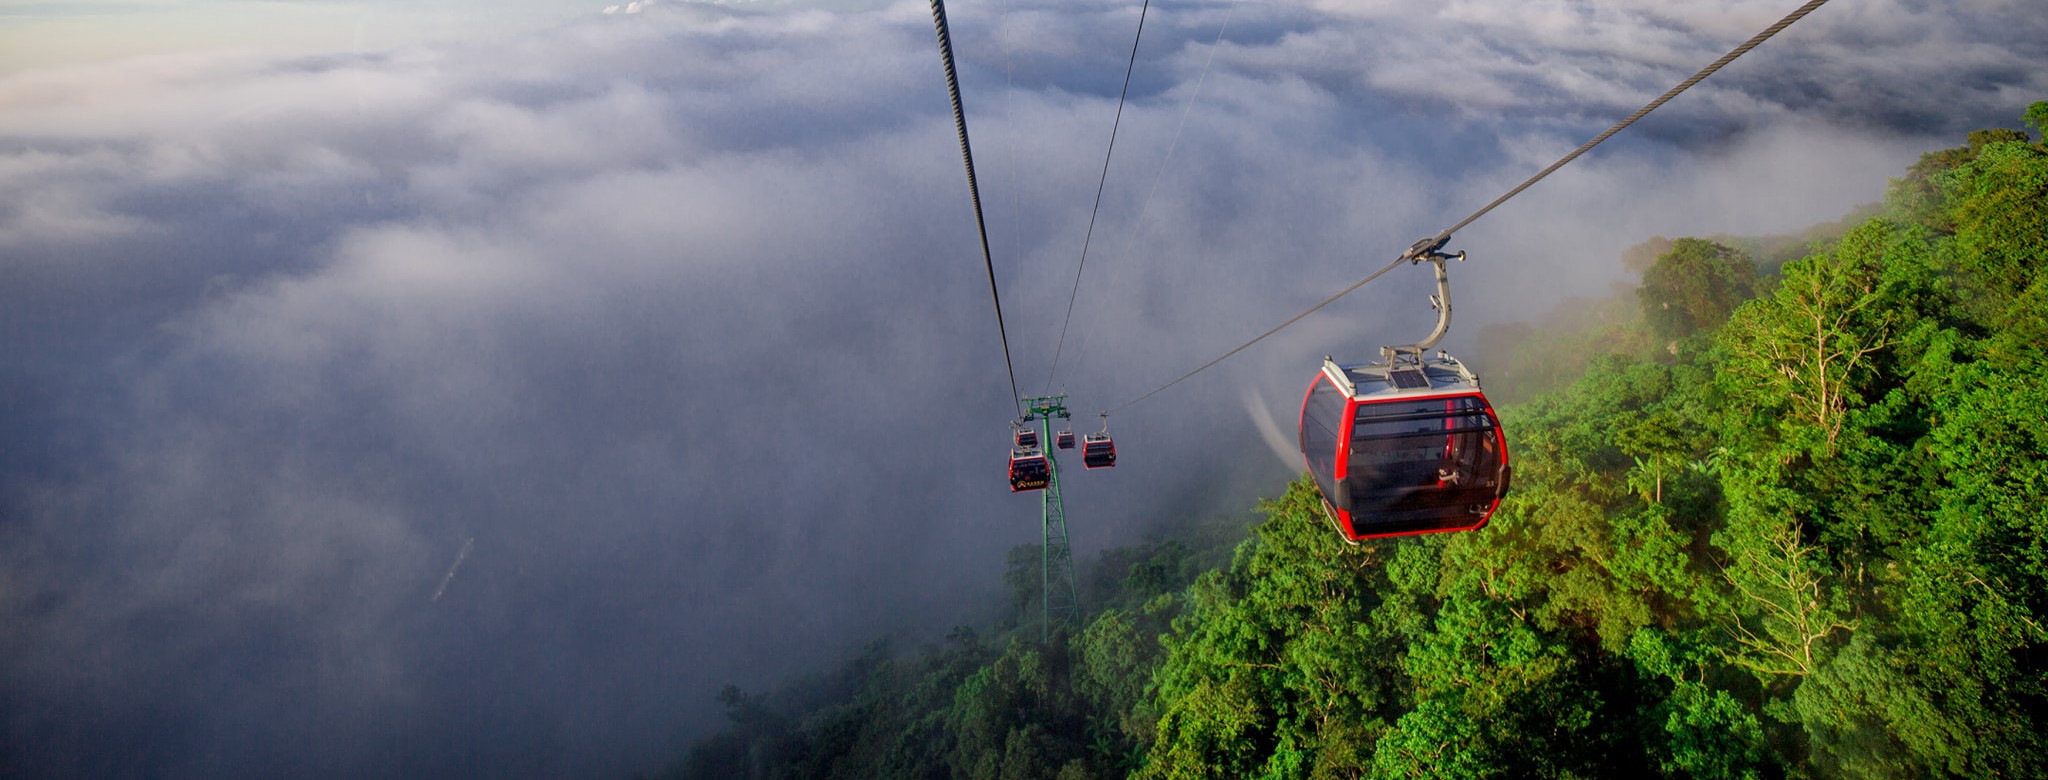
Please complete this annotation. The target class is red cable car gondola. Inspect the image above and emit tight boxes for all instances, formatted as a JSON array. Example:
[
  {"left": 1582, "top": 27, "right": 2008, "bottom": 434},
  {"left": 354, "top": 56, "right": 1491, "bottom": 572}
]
[
  {"left": 1010, "top": 447, "right": 1050, "bottom": 492},
  {"left": 1082, "top": 411, "right": 1116, "bottom": 470},
  {"left": 1015, "top": 426, "right": 1038, "bottom": 449},
  {"left": 1082, "top": 434, "right": 1116, "bottom": 469},
  {"left": 1056, "top": 430, "right": 1076, "bottom": 450},
  {"left": 1298, "top": 246, "right": 1509, "bottom": 541}
]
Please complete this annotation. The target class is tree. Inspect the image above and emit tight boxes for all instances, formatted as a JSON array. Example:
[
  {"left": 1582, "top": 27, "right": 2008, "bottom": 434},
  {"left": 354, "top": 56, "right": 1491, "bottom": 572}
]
[
  {"left": 947, "top": 638, "right": 1092, "bottom": 780},
  {"left": 1716, "top": 516, "right": 1852, "bottom": 681},
  {"left": 1717, "top": 221, "right": 1933, "bottom": 456},
  {"left": 1617, "top": 409, "right": 1691, "bottom": 504},
  {"left": 1622, "top": 235, "right": 1677, "bottom": 275},
  {"left": 1889, "top": 123, "right": 2032, "bottom": 229},
  {"left": 1939, "top": 129, "right": 2048, "bottom": 297},
  {"left": 1638, "top": 238, "right": 1757, "bottom": 343},
  {"left": 1139, "top": 479, "right": 1403, "bottom": 779}
]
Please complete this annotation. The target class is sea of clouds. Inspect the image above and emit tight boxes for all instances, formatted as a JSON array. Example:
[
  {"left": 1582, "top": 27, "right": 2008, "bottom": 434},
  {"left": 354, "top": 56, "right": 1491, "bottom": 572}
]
[{"left": 2, "top": 0, "right": 2041, "bottom": 776}]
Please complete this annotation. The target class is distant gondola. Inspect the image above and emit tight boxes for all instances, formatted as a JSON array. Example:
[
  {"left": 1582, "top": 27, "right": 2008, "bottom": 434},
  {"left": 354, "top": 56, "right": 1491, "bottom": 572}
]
[
  {"left": 1082, "top": 433, "right": 1115, "bottom": 469},
  {"left": 1056, "top": 430, "right": 1076, "bottom": 450},
  {"left": 1010, "top": 448, "right": 1050, "bottom": 492}
]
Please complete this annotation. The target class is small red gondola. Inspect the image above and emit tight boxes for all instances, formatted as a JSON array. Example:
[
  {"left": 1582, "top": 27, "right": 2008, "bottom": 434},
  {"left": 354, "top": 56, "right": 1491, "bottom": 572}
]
[
  {"left": 1081, "top": 433, "right": 1116, "bottom": 469},
  {"left": 1010, "top": 448, "right": 1050, "bottom": 492},
  {"left": 1056, "top": 430, "right": 1076, "bottom": 450},
  {"left": 1015, "top": 428, "right": 1039, "bottom": 449}
]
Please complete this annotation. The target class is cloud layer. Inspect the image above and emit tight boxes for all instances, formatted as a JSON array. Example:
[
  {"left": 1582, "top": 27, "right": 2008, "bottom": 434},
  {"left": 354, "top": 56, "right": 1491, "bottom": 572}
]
[{"left": 2, "top": 0, "right": 2042, "bottom": 776}]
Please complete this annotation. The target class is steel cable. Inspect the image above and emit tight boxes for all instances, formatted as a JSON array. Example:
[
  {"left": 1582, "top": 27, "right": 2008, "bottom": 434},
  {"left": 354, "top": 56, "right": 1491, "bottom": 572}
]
[
  {"left": 1061, "top": 0, "right": 1238, "bottom": 389},
  {"left": 929, "top": 0, "right": 1022, "bottom": 414},
  {"left": 1425, "top": 0, "right": 1834, "bottom": 247},
  {"left": 1105, "top": 0, "right": 1833, "bottom": 414},
  {"left": 1045, "top": 0, "right": 1154, "bottom": 392}
]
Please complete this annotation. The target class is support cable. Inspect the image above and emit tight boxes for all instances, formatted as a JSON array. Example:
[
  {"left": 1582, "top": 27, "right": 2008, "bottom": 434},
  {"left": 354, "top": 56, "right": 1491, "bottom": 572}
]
[
  {"left": 1108, "top": 256, "right": 1406, "bottom": 413},
  {"left": 1045, "top": 0, "right": 1154, "bottom": 392},
  {"left": 1060, "top": 0, "right": 1238, "bottom": 387},
  {"left": 929, "top": 0, "right": 1022, "bottom": 414},
  {"left": 1105, "top": 0, "right": 1832, "bottom": 414},
  {"left": 1421, "top": 0, "right": 1833, "bottom": 249}
]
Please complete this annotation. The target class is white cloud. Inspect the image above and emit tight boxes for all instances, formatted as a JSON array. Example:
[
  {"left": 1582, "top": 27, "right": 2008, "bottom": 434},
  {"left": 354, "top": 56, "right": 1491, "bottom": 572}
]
[{"left": 1, "top": 0, "right": 2041, "bottom": 776}]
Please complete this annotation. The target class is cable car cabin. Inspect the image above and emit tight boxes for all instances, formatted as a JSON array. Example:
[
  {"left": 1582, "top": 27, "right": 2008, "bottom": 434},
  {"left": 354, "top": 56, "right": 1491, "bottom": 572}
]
[
  {"left": 1015, "top": 428, "right": 1039, "bottom": 449},
  {"left": 1010, "top": 448, "right": 1050, "bottom": 492},
  {"left": 1082, "top": 433, "right": 1116, "bottom": 469},
  {"left": 1299, "top": 355, "right": 1509, "bottom": 540},
  {"left": 1056, "top": 430, "right": 1076, "bottom": 450}
]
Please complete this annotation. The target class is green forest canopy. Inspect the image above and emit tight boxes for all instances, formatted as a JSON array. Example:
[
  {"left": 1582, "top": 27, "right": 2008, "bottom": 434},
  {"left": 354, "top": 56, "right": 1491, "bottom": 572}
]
[{"left": 665, "top": 102, "right": 2048, "bottom": 779}]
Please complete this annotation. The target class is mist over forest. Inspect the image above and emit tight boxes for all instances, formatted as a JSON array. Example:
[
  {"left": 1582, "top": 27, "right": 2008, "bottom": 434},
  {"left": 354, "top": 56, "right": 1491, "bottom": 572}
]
[
  {"left": 1, "top": 0, "right": 2043, "bottom": 777},
  {"left": 671, "top": 104, "right": 2048, "bottom": 779}
]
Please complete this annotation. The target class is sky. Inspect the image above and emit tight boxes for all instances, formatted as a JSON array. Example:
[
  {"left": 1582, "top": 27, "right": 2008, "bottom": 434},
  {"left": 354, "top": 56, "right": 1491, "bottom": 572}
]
[
  {"left": 0, "top": 0, "right": 869, "bottom": 76},
  {"left": 2, "top": 0, "right": 2044, "bottom": 777}
]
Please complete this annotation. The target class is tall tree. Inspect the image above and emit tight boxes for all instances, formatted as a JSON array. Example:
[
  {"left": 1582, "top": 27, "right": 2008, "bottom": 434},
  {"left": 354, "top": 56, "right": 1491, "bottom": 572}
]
[{"left": 1639, "top": 238, "right": 1757, "bottom": 344}]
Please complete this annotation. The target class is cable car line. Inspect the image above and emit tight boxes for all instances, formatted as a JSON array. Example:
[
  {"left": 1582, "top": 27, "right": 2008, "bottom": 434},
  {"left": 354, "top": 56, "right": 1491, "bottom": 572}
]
[
  {"left": 1102, "top": 0, "right": 1833, "bottom": 416},
  {"left": 1107, "top": 254, "right": 1409, "bottom": 414},
  {"left": 1060, "top": 1, "right": 1238, "bottom": 386},
  {"left": 929, "top": 0, "right": 1022, "bottom": 413},
  {"left": 1045, "top": 0, "right": 1154, "bottom": 393},
  {"left": 1420, "top": 0, "right": 1834, "bottom": 249}
]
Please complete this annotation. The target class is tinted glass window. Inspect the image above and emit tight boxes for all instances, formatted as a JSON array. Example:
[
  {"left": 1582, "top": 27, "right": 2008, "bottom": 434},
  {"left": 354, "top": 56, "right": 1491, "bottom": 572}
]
[
  {"left": 1299, "top": 376, "right": 1346, "bottom": 500},
  {"left": 1340, "top": 395, "right": 1504, "bottom": 531}
]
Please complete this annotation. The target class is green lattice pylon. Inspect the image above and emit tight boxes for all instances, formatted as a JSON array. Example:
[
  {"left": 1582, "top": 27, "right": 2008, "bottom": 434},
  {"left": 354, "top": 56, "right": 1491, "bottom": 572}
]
[{"left": 1023, "top": 394, "right": 1079, "bottom": 642}]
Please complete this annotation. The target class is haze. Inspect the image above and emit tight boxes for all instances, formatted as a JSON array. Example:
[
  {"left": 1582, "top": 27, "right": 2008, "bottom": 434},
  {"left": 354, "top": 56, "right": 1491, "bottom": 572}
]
[{"left": 2, "top": 0, "right": 2042, "bottom": 776}]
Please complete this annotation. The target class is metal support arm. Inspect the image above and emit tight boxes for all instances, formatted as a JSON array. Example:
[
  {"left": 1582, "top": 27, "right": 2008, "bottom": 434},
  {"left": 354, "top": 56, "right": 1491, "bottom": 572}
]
[{"left": 1380, "top": 247, "right": 1465, "bottom": 365}]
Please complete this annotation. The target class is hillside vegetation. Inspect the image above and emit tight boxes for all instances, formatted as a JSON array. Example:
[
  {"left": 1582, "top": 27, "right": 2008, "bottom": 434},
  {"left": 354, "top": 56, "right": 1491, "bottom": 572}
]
[{"left": 666, "top": 103, "right": 2048, "bottom": 779}]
